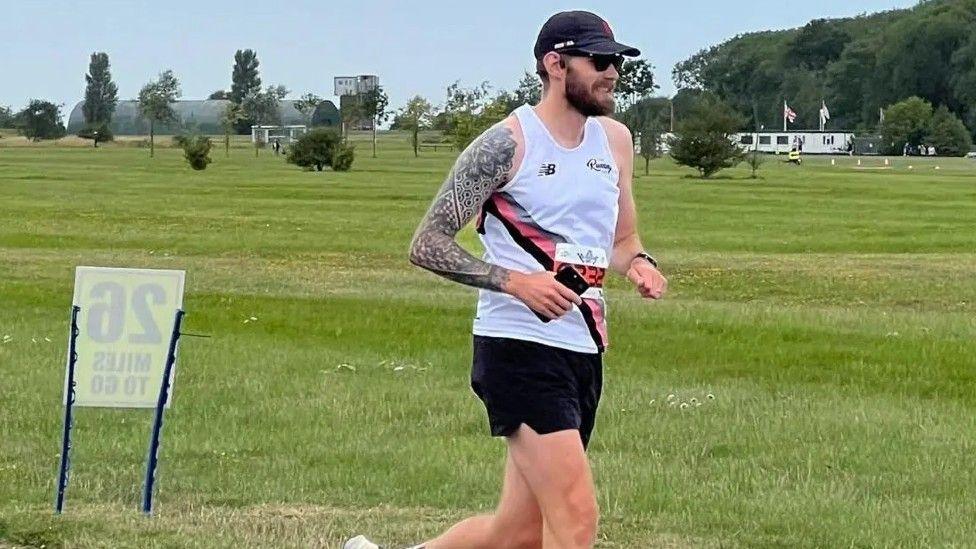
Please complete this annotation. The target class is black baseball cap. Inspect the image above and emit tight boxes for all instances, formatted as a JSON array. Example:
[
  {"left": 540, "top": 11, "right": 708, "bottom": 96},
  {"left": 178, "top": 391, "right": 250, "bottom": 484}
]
[{"left": 533, "top": 11, "right": 640, "bottom": 60}]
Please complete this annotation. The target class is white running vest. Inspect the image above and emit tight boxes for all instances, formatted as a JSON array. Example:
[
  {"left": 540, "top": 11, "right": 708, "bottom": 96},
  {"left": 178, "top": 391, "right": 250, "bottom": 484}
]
[{"left": 472, "top": 105, "right": 620, "bottom": 353}]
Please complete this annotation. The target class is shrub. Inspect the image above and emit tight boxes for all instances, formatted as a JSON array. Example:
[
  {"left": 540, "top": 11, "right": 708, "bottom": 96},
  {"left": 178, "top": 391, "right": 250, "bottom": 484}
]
[
  {"left": 331, "top": 143, "right": 355, "bottom": 171},
  {"left": 667, "top": 96, "right": 745, "bottom": 178},
  {"left": 927, "top": 106, "right": 973, "bottom": 156},
  {"left": 286, "top": 128, "right": 350, "bottom": 171},
  {"left": 174, "top": 134, "right": 213, "bottom": 170},
  {"left": 77, "top": 122, "right": 113, "bottom": 145}
]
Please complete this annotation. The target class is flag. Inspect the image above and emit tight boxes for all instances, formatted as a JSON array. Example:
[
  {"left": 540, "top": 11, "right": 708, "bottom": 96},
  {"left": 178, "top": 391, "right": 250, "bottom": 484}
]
[
  {"left": 819, "top": 101, "right": 830, "bottom": 131},
  {"left": 784, "top": 101, "right": 797, "bottom": 123}
]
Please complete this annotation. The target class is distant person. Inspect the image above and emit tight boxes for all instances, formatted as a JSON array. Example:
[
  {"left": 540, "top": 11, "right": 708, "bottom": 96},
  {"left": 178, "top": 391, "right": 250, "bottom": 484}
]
[{"left": 345, "top": 10, "right": 666, "bottom": 549}]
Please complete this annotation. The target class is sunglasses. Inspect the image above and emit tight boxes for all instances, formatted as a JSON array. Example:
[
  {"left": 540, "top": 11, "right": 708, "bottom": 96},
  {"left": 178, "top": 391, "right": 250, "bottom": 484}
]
[{"left": 562, "top": 51, "right": 624, "bottom": 72}]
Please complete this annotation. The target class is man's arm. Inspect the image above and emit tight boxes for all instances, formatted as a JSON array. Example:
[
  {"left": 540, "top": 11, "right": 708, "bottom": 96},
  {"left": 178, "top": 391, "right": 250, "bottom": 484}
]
[
  {"left": 408, "top": 124, "right": 516, "bottom": 292},
  {"left": 603, "top": 119, "right": 646, "bottom": 274},
  {"left": 600, "top": 118, "right": 667, "bottom": 299}
]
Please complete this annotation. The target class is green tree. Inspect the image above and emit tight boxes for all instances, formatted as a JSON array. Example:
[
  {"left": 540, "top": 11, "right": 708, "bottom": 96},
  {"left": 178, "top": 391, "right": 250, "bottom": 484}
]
[
  {"left": 230, "top": 49, "right": 261, "bottom": 133},
  {"left": 881, "top": 96, "right": 932, "bottom": 154},
  {"left": 825, "top": 37, "right": 882, "bottom": 130},
  {"left": 620, "top": 97, "right": 670, "bottom": 174},
  {"left": 443, "top": 81, "right": 508, "bottom": 151},
  {"left": 230, "top": 49, "right": 261, "bottom": 104},
  {"left": 398, "top": 96, "right": 434, "bottom": 157},
  {"left": 80, "top": 52, "right": 118, "bottom": 145},
  {"left": 616, "top": 58, "right": 658, "bottom": 112},
  {"left": 208, "top": 90, "right": 230, "bottom": 100},
  {"left": 77, "top": 122, "right": 112, "bottom": 147},
  {"left": 286, "top": 128, "right": 353, "bottom": 172},
  {"left": 173, "top": 134, "right": 214, "bottom": 170},
  {"left": 16, "top": 100, "right": 67, "bottom": 141},
  {"left": 950, "top": 34, "right": 976, "bottom": 139},
  {"left": 667, "top": 96, "right": 745, "bottom": 178},
  {"left": 0, "top": 105, "right": 16, "bottom": 128},
  {"left": 927, "top": 105, "right": 973, "bottom": 156},
  {"left": 293, "top": 92, "right": 322, "bottom": 126},
  {"left": 671, "top": 2, "right": 976, "bottom": 132},
  {"left": 350, "top": 86, "right": 390, "bottom": 157},
  {"left": 786, "top": 19, "right": 850, "bottom": 70},
  {"left": 513, "top": 71, "right": 542, "bottom": 106},
  {"left": 137, "top": 70, "right": 181, "bottom": 158},
  {"left": 241, "top": 85, "right": 287, "bottom": 156},
  {"left": 220, "top": 102, "right": 243, "bottom": 157},
  {"left": 242, "top": 85, "right": 287, "bottom": 126}
]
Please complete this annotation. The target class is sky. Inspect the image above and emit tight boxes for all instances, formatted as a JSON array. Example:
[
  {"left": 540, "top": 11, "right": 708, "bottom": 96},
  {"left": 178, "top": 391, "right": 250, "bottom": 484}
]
[{"left": 1, "top": 0, "right": 918, "bottom": 116}]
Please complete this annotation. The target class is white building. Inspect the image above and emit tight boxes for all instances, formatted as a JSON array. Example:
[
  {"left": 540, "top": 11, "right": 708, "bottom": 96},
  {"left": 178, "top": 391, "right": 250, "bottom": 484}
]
[
  {"left": 333, "top": 75, "right": 379, "bottom": 96},
  {"left": 733, "top": 131, "right": 855, "bottom": 155},
  {"left": 251, "top": 125, "right": 307, "bottom": 144}
]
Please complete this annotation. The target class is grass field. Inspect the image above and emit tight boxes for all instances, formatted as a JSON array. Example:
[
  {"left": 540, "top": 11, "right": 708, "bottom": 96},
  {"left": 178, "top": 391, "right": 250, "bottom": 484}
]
[{"left": 1, "top": 132, "right": 975, "bottom": 548}]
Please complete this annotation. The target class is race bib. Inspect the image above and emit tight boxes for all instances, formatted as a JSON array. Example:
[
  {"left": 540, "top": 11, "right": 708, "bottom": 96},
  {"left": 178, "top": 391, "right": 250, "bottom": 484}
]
[{"left": 554, "top": 243, "right": 608, "bottom": 295}]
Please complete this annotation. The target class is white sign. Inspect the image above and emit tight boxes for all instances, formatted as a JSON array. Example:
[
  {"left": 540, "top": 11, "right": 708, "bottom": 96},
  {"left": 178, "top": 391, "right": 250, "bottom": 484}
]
[{"left": 66, "top": 267, "right": 185, "bottom": 408}]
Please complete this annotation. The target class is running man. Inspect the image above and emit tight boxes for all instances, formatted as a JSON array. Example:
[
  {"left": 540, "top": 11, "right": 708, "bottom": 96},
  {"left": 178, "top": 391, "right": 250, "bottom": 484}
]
[{"left": 345, "top": 10, "right": 667, "bottom": 549}]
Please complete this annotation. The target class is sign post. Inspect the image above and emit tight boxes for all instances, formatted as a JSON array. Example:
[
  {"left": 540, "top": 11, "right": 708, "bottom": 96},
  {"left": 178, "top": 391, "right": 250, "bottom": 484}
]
[
  {"left": 56, "top": 266, "right": 186, "bottom": 513},
  {"left": 142, "top": 309, "right": 185, "bottom": 514},
  {"left": 55, "top": 306, "right": 81, "bottom": 514}
]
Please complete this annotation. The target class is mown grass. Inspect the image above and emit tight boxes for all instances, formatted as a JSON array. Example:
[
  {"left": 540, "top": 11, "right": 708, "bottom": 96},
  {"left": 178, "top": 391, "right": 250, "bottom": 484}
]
[{"left": 1, "top": 133, "right": 975, "bottom": 547}]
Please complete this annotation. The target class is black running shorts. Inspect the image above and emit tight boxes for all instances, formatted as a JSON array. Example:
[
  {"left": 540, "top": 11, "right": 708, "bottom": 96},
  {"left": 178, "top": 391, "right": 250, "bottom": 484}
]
[{"left": 470, "top": 335, "right": 603, "bottom": 449}]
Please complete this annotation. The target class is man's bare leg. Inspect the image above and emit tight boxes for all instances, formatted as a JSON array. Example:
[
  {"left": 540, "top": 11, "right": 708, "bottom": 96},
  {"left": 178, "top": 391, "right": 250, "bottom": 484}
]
[
  {"left": 421, "top": 450, "right": 544, "bottom": 549},
  {"left": 507, "top": 425, "right": 598, "bottom": 549}
]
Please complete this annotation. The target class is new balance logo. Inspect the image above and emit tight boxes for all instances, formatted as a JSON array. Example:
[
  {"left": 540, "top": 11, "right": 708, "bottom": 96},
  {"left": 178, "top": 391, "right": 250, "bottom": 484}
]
[{"left": 538, "top": 163, "right": 557, "bottom": 176}]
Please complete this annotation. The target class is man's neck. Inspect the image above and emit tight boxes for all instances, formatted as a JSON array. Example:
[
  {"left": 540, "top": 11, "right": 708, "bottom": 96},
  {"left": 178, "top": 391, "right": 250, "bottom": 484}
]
[{"left": 532, "top": 93, "right": 588, "bottom": 149}]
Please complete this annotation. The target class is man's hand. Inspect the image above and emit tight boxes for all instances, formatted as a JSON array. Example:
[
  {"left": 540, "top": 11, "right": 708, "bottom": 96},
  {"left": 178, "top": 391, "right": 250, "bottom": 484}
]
[
  {"left": 505, "top": 271, "right": 583, "bottom": 320},
  {"left": 627, "top": 258, "right": 667, "bottom": 299}
]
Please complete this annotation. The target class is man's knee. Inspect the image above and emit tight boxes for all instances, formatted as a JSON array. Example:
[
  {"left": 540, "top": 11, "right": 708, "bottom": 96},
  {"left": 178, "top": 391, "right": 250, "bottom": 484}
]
[{"left": 560, "top": 491, "right": 599, "bottom": 546}]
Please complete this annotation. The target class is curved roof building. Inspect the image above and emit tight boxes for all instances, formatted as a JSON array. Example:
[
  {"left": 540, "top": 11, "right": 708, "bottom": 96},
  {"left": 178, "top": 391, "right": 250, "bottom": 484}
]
[{"left": 66, "top": 99, "right": 340, "bottom": 135}]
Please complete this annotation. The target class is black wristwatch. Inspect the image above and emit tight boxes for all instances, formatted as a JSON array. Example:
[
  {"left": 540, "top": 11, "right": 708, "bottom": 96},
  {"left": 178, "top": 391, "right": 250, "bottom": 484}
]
[{"left": 633, "top": 252, "right": 658, "bottom": 268}]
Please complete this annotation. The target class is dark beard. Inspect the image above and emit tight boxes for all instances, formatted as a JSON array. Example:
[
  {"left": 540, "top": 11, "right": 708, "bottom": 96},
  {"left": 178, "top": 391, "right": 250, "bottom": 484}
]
[{"left": 565, "top": 68, "right": 614, "bottom": 117}]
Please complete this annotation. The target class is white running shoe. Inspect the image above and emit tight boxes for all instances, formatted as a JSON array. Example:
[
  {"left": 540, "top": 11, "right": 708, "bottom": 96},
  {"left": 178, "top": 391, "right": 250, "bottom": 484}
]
[{"left": 342, "top": 535, "right": 381, "bottom": 549}]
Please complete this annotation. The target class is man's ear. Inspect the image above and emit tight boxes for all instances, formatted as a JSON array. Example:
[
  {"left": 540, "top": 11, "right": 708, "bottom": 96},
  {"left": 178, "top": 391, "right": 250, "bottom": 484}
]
[{"left": 543, "top": 52, "right": 566, "bottom": 81}]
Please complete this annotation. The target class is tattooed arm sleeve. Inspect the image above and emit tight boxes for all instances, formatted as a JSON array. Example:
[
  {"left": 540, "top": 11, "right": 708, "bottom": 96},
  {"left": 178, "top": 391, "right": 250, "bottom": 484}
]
[{"left": 408, "top": 124, "right": 517, "bottom": 292}]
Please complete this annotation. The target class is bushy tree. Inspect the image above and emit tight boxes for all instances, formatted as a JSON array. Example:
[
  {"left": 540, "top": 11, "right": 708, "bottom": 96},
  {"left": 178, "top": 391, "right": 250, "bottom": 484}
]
[
  {"left": 0, "top": 105, "right": 13, "bottom": 128},
  {"left": 513, "top": 71, "right": 542, "bottom": 106},
  {"left": 137, "top": 70, "right": 181, "bottom": 157},
  {"left": 443, "top": 81, "right": 509, "bottom": 151},
  {"left": 293, "top": 92, "right": 322, "bottom": 126},
  {"left": 81, "top": 52, "right": 118, "bottom": 145},
  {"left": 16, "top": 100, "right": 66, "bottom": 141},
  {"left": 173, "top": 134, "right": 213, "bottom": 170},
  {"left": 242, "top": 84, "right": 287, "bottom": 125},
  {"left": 616, "top": 58, "right": 658, "bottom": 112},
  {"left": 77, "top": 122, "right": 113, "bottom": 146},
  {"left": 286, "top": 128, "right": 354, "bottom": 172},
  {"left": 621, "top": 97, "right": 670, "bottom": 174},
  {"left": 231, "top": 49, "right": 262, "bottom": 132},
  {"left": 331, "top": 142, "right": 355, "bottom": 171},
  {"left": 881, "top": 96, "right": 932, "bottom": 154},
  {"left": 927, "top": 105, "right": 973, "bottom": 156},
  {"left": 667, "top": 96, "right": 745, "bottom": 178},
  {"left": 208, "top": 90, "right": 230, "bottom": 100},
  {"left": 398, "top": 96, "right": 434, "bottom": 157}
]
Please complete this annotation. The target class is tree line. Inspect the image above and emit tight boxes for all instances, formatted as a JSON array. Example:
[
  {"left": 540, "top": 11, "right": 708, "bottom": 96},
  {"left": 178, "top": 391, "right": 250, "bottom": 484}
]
[{"left": 672, "top": 0, "right": 976, "bottom": 140}]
